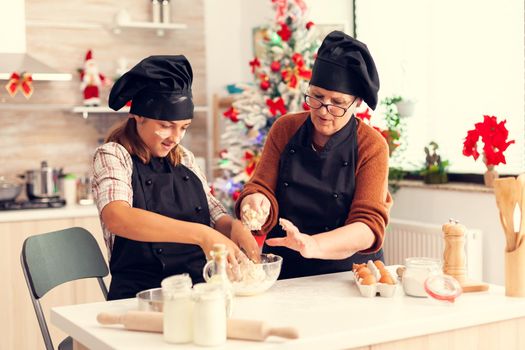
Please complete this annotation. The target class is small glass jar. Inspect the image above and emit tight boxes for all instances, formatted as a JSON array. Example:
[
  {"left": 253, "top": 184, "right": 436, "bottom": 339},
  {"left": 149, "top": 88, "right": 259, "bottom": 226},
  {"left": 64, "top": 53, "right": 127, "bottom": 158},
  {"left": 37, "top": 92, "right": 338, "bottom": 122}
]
[
  {"left": 402, "top": 257, "right": 442, "bottom": 297},
  {"left": 161, "top": 273, "right": 193, "bottom": 344},
  {"left": 192, "top": 283, "right": 227, "bottom": 346}
]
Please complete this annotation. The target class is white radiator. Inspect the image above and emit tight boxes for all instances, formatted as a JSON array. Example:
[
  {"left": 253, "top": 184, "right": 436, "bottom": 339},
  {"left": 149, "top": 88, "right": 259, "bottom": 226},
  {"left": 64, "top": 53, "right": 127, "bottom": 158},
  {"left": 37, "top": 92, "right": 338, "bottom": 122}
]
[{"left": 384, "top": 218, "right": 483, "bottom": 281}]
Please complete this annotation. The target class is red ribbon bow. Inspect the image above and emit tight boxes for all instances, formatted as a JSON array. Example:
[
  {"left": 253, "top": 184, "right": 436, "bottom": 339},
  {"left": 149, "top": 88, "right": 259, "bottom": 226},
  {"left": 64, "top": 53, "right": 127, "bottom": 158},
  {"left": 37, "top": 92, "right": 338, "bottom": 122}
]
[
  {"left": 223, "top": 106, "right": 239, "bottom": 123},
  {"left": 5, "top": 72, "right": 33, "bottom": 99},
  {"left": 249, "top": 57, "right": 261, "bottom": 74},
  {"left": 266, "top": 97, "right": 287, "bottom": 116}
]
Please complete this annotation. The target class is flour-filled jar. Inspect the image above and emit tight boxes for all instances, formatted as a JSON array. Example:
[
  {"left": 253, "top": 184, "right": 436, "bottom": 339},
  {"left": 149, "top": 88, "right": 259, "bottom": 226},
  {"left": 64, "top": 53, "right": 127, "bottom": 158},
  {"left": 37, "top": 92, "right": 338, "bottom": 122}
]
[
  {"left": 192, "top": 283, "right": 227, "bottom": 346},
  {"left": 161, "top": 273, "right": 193, "bottom": 344},
  {"left": 402, "top": 257, "right": 442, "bottom": 297}
]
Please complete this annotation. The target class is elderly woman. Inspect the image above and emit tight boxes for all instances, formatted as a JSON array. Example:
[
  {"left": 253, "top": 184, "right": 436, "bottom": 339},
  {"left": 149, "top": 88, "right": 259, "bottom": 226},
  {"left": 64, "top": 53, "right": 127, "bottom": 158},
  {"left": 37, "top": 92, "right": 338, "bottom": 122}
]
[
  {"left": 237, "top": 31, "right": 393, "bottom": 279},
  {"left": 92, "top": 55, "right": 258, "bottom": 300}
]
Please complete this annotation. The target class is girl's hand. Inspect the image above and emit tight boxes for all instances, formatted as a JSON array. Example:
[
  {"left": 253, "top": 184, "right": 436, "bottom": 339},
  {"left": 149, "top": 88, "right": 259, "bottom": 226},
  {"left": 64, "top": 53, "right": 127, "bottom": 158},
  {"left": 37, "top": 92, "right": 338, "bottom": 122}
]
[
  {"left": 200, "top": 227, "right": 242, "bottom": 275},
  {"left": 230, "top": 219, "right": 261, "bottom": 263},
  {"left": 266, "top": 218, "right": 321, "bottom": 259}
]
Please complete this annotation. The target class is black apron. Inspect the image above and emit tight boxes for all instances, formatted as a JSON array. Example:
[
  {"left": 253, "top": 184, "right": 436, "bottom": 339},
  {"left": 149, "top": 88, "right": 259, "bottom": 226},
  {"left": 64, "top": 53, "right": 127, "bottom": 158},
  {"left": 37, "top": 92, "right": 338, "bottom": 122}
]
[
  {"left": 107, "top": 155, "right": 210, "bottom": 300},
  {"left": 263, "top": 116, "right": 383, "bottom": 279}
]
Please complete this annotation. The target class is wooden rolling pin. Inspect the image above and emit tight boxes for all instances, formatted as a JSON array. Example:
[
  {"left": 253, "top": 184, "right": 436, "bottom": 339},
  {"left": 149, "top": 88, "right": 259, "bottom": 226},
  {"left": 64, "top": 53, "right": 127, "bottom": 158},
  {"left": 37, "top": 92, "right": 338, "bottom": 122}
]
[{"left": 97, "top": 311, "right": 299, "bottom": 341}]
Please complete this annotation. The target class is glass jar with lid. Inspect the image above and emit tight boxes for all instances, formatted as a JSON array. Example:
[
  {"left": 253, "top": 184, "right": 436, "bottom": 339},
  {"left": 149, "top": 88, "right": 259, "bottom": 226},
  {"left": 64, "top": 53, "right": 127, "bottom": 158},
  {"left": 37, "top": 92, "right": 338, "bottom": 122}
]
[
  {"left": 161, "top": 273, "right": 193, "bottom": 343},
  {"left": 402, "top": 257, "right": 442, "bottom": 297}
]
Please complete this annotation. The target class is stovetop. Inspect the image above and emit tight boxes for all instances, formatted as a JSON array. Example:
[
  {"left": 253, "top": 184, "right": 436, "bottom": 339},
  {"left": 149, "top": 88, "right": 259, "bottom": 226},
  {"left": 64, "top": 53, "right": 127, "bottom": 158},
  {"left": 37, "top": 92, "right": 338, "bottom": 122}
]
[{"left": 0, "top": 198, "right": 66, "bottom": 211}]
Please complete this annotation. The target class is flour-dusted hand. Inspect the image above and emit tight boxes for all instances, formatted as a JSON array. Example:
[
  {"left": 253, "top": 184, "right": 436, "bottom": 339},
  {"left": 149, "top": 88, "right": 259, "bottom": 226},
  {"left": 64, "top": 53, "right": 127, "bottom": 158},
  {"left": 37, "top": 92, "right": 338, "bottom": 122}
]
[
  {"left": 240, "top": 193, "right": 271, "bottom": 231},
  {"left": 265, "top": 218, "right": 321, "bottom": 259},
  {"left": 230, "top": 219, "right": 261, "bottom": 263}
]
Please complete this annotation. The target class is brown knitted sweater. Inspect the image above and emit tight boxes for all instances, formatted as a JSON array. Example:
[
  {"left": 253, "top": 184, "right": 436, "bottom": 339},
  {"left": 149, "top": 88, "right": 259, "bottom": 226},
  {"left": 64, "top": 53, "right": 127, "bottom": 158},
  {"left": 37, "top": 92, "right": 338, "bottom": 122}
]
[{"left": 235, "top": 111, "right": 393, "bottom": 254}]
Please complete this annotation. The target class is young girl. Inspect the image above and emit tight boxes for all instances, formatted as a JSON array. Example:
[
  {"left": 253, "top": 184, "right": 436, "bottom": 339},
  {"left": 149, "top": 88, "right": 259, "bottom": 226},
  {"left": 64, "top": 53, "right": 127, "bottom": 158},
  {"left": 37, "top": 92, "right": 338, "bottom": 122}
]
[{"left": 92, "top": 55, "right": 258, "bottom": 300}]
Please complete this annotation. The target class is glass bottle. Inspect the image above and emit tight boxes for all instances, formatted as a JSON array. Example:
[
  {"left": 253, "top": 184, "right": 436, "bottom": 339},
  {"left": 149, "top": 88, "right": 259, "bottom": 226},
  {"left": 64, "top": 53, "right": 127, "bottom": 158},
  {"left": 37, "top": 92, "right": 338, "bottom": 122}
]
[
  {"left": 151, "top": 0, "right": 161, "bottom": 23},
  {"left": 161, "top": 0, "right": 171, "bottom": 23},
  {"left": 203, "top": 243, "right": 233, "bottom": 317},
  {"left": 161, "top": 273, "right": 193, "bottom": 343}
]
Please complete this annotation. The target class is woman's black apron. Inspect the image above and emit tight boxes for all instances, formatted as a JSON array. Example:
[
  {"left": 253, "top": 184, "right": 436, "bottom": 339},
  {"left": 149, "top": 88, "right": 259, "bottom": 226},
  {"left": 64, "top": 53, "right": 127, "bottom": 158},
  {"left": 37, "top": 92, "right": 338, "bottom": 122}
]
[
  {"left": 263, "top": 116, "right": 383, "bottom": 279},
  {"left": 107, "top": 155, "right": 210, "bottom": 300}
]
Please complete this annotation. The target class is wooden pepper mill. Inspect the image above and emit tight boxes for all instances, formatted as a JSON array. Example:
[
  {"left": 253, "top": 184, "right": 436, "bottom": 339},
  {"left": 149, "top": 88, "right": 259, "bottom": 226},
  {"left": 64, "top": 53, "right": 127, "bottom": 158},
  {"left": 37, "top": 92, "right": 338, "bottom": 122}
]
[
  {"left": 442, "top": 219, "right": 488, "bottom": 293},
  {"left": 442, "top": 219, "right": 467, "bottom": 284}
]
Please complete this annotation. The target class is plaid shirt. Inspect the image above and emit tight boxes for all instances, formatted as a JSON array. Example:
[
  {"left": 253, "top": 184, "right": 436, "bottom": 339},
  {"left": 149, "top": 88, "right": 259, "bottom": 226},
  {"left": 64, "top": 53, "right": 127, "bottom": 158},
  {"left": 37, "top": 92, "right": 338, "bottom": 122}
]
[{"left": 92, "top": 142, "right": 227, "bottom": 259}]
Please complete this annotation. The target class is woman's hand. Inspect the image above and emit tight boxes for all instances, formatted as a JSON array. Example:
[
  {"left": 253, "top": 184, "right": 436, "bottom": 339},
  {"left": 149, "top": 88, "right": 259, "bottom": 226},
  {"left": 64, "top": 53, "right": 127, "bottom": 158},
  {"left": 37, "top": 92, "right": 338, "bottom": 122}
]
[
  {"left": 266, "top": 218, "right": 322, "bottom": 259},
  {"left": 240, "top": 193, "right": 271, "bottom": 231},
  {"left": 230, "top": 219, "right": 261, "bottom": 262}
]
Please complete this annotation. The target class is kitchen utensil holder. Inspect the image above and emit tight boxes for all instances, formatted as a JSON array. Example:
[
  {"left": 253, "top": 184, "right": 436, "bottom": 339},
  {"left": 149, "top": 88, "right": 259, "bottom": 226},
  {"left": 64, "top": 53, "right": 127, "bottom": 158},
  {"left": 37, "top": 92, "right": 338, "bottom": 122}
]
[{"left": 505, "top": 240, "right": 525, "bottom": 297}]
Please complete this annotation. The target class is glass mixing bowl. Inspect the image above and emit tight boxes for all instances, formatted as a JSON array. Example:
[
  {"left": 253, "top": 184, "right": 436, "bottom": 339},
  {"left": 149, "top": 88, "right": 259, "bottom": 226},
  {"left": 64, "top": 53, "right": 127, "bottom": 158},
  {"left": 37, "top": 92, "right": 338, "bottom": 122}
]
[{"left": 232, "top": 253, "right": 283, "bottom": 296}]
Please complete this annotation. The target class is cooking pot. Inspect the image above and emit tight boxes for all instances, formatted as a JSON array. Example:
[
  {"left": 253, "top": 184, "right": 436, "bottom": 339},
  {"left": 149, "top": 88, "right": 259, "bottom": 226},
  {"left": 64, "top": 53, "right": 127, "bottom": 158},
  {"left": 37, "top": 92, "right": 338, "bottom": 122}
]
[
  {"left": 0, "top": 176, "right": 23, "bottom": 202},
  {"left": 22, "top": 161, "right": 63, "bottom": 200}
]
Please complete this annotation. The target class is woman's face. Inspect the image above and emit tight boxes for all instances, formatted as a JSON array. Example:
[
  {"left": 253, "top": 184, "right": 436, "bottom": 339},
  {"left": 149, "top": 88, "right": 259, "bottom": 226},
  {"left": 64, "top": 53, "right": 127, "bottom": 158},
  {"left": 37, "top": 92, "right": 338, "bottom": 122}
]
[
  {"left": 133, "top": 115, "right": 191, "bottom": 157},
  {"left": 307, "top": 85, "right": 361, "bottom": 137}
]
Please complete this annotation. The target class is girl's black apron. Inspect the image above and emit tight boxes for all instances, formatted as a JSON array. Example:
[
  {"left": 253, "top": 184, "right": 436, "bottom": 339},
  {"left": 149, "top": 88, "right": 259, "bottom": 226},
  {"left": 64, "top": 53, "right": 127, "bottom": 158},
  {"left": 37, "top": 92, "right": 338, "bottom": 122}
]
[
  {"left": 107, "top": 155, "right": 210, "bottom": 300},
  {"left": 263, "top": 116, "right": 383, "bottom": 279}
]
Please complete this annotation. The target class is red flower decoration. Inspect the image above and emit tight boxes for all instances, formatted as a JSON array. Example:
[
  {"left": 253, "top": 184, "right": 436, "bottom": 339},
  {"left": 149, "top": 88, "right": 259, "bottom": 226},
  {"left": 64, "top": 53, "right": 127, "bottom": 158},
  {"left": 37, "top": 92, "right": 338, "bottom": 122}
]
[
  {"left": 223, "top": 106, "right": 239, "bottom": 123},
  {"left": 277, "top": 23, "right": 292, "bottom": 41},
  {"left": 462, "top": 115, "right": 515, "bottom": 167}
]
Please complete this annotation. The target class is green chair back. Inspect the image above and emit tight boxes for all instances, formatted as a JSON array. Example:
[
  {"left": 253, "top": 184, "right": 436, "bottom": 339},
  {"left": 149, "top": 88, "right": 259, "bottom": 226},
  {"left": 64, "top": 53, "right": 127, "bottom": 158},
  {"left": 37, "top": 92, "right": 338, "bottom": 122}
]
[{"left": 21, "top": 227, "right": 109, "bottom": 350}]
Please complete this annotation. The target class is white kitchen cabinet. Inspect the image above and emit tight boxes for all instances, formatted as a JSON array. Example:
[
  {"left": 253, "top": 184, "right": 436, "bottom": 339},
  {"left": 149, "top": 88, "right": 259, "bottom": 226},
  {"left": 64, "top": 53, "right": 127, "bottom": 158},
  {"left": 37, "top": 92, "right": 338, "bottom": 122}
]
[{"left": 0, "top": 213, "right": 109, "bottom": 350}]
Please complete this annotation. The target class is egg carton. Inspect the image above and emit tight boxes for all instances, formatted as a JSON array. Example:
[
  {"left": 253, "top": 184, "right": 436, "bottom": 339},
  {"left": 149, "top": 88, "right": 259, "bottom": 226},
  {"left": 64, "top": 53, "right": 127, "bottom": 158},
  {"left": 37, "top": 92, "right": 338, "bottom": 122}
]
[{"left": 353, "top": 260, "right": 398, "bottom": 298}]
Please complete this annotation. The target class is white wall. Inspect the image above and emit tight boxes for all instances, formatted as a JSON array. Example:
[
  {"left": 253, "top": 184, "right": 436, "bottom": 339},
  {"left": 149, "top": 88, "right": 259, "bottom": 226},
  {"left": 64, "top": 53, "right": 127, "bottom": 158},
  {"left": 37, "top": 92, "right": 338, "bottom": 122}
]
[
  {"left": 0, "top": 0, "right": 26, "bottom": 52},
  {"left": 391, "top": 187, "right": 505, "bottom": 285}
]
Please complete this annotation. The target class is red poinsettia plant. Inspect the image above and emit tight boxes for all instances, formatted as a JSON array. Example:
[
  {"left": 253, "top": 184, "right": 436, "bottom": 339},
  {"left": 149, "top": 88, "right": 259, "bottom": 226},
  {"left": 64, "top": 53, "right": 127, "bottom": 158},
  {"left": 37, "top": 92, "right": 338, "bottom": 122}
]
[{"left": 462, "top": 115, "right": 515, "bottom": 167}]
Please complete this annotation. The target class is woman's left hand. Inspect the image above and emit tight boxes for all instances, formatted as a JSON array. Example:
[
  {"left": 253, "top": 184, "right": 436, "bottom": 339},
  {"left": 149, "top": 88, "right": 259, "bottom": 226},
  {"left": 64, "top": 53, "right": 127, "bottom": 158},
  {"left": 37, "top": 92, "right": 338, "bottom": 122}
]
[
  {"left": 266, "top": 218, "right": 321, "bottom": 259},
  {"left": 230, "top": 219, "right": 261, "bottom": 262}
]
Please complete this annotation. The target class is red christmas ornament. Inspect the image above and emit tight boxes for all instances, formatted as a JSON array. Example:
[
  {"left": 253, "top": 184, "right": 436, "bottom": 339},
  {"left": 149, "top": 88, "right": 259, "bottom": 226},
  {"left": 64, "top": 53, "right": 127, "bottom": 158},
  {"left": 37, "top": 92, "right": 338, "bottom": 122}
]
[
  {"left": 223, "top": 106, "right": 239, "bottom": 123},
  {"left": 277, "top": 23, "right": 292, "bottom": 41},
  {"left": 232, "top": 190, "right": 241, "bottom": 201},
  {"left": 260, "top": 80, "right": 271, "bottom": 91},
  {"left": 306, "top": 21, "right": 315, "bottom": 30},
  {"left": 302, "top": 102, "right": 310, "bottom": 110},
  {"left": 270, "top": 61, "right": 281, "bottom": 72},
  {"left": 356, "top": 108, "right": 372, "bottom": 122}
]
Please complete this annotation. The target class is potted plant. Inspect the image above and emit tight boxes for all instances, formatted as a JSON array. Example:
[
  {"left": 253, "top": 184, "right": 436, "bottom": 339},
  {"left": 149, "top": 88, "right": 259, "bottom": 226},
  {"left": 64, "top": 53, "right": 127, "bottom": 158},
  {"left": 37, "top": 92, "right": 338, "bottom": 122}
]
[
  {"left": 462, "top": 115, "right": 515, "bottom": 187},
  {"left": 420, "top": 141, "right": 449, "bottom": 184}
]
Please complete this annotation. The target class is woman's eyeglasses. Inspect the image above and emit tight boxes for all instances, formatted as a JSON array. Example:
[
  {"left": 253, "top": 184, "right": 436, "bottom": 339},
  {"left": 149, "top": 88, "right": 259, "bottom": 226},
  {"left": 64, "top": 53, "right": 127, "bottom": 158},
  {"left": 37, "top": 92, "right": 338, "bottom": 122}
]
[{"left": 304, "top": 94, "right": 357, "bottom": 118}]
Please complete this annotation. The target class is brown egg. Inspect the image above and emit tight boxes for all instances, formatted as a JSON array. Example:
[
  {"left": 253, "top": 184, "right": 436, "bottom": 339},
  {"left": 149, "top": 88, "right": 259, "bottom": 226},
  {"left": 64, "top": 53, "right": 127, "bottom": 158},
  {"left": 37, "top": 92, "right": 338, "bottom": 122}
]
[
  {"left": 361, "top": 274, "right": 377, "bottom": 285},
  {"left": 357, "top": 269, "right": 371, "bottom": 279},
  {"left": 379, "top": 273, "right": 394, "bottom": 285},
  {"left": 357, "top": 267, "right": 372, "bottom": 278},
  {"left": 374, "top": 260, "right": 385, "bottom": 270},
  {"left": 353, "top": 263, "right": 365, "bottom": 272}
]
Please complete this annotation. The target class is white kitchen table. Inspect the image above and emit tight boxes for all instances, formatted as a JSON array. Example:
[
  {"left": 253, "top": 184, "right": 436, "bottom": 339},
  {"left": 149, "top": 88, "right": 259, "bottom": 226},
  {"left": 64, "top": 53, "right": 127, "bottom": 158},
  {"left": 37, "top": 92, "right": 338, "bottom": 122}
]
[{"left": 51, "top": 271, "right": 525, "bottom": 350}]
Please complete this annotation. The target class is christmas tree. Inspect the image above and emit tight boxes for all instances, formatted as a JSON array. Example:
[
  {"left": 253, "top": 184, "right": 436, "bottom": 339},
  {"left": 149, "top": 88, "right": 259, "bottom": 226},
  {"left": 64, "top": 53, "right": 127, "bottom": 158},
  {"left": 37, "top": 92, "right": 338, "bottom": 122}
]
[{"left": 213, "top": 0, "right": 320, "bottom": 212}]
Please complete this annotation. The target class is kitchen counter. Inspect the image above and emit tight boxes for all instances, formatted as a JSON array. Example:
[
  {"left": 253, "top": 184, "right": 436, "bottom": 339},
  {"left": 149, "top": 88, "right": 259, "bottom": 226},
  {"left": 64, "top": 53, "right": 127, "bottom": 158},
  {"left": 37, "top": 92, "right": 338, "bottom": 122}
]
[
  {"left": 0, "top": 204, "right": 99, "bottom": 223},
  {"left": 51, "top": 271, "right": 525, "bottom": 350}
]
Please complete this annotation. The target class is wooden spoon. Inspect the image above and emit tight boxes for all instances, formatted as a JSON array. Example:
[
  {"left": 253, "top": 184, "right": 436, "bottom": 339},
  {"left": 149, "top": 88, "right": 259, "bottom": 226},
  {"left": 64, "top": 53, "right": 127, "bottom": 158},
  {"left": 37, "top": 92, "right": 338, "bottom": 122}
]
[{"left": 494, "top": 177, "right": 520, "bottom": 252}]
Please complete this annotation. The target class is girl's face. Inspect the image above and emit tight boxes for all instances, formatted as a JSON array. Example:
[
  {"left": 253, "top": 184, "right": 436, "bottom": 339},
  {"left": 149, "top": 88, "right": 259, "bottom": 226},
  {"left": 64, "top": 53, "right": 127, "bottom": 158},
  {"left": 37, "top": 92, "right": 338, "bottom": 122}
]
[
  {"left": 307, "top": 85, "right": 361, "bottom": 138},
  {"left": 133, "top": 115, "right": 191, "bottom": 157}
]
